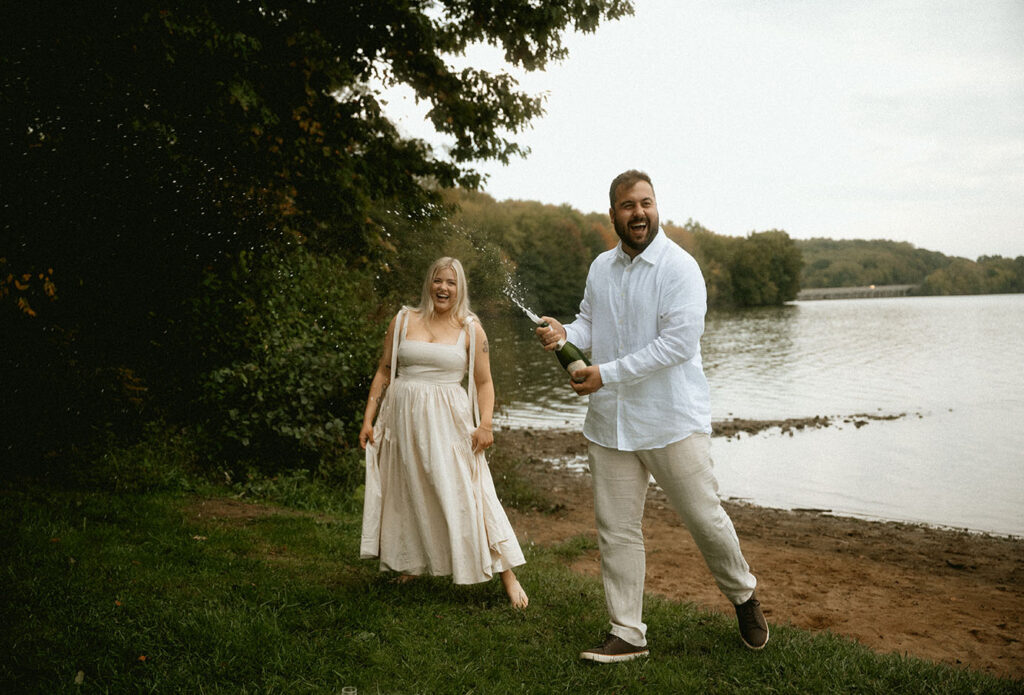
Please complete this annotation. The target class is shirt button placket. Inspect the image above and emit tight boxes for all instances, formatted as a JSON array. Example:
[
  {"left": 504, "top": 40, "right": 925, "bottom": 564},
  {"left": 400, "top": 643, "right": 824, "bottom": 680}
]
[{"left": 619, "top": 265, "right": 631, "bottom": 353}]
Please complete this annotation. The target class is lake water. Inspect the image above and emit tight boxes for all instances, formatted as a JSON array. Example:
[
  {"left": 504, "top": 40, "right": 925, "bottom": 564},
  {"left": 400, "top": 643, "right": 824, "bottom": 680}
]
[{"left": 487, "top": 294, "right": 1024, "bottom": 537}]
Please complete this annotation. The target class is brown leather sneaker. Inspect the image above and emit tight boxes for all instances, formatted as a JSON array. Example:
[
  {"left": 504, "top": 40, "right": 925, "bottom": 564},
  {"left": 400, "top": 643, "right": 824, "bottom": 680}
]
[
  {"left": 735, "top": 592, "right": 770, "bottom": 650},
  {"left": 579, "top": 633, "right": 650, "bottom": 663}
]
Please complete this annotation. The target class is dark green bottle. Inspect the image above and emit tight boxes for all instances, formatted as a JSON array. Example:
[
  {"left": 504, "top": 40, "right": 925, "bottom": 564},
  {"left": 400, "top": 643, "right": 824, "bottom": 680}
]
[
  {"left": 553, "top": 336, "right": 591, "bottom": 383},
  {"left": 538, "top": 319, "right": 590, "bottom": 383}
]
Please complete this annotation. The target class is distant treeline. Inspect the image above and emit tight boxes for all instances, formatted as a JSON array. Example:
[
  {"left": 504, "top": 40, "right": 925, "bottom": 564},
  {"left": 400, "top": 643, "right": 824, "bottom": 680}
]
[
  {"left": 450, "top": 190, "right": 803, "bottom": 314},
  {"left": 453, "top": 191, "right": 1024, "bottom": 314},
  {"left": 798, "top": 238, "right": 1024, "bottom": 295}
]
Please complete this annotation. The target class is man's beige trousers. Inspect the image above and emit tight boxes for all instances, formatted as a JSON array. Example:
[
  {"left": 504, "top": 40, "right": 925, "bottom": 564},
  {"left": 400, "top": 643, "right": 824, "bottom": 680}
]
[{"left": 589, "top": 433, "right": 757, "bottom": 647}]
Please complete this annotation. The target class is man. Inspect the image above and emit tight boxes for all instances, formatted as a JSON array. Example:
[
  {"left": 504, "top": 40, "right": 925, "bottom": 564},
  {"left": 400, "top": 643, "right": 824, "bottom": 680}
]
[{"left": 537, "top": 170, "right": 768, "bottom": 662}]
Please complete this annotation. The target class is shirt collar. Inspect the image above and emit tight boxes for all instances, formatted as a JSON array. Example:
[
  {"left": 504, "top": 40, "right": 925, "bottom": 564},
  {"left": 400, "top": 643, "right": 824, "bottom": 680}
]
[{"left": 614, "top": 229, "right": 668, "bottom": 266}]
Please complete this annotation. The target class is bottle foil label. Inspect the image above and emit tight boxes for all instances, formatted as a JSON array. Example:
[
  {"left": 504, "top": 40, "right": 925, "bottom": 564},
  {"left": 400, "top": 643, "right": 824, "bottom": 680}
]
[{"left": 566, "top": 360, "right": 587, "bottom": 382}]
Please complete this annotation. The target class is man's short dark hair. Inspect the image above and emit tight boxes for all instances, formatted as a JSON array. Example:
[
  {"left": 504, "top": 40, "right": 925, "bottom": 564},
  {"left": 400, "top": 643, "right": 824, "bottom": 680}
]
[{"left": 609, "top": 170, "right": 655, "bottom": 207}]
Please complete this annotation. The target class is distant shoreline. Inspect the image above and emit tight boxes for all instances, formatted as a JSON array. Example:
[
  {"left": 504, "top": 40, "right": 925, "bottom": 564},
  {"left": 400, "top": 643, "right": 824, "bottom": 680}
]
[
  {"left": 796, "top": 284, "right": 917, "bottom": 300},
  {"left": 711, "top": 412, "right": 906, "bottom": 439}
]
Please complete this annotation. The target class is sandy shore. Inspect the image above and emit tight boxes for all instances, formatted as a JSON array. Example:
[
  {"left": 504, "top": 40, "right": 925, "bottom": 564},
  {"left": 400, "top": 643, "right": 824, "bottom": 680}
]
[{"left": 494, "top": 425, "right": 1024, "bottom": 680}]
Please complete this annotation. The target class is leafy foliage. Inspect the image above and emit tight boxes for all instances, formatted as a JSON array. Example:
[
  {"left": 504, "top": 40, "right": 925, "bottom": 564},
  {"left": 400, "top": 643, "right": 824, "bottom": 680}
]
[
  {"left": 449, "top": 189, "right": 607, "bottom": 315},
  {"left": 729, "top": 230, "right": 804, "bottom": 306},
  {"left": 643, "top": 220, "right": 803, "bottom": 308},
  {"left": 452, "top": 193, "right": 804, "bottom": 312},
  {"left": 671, "top": 220, "right": 739, "bottom": 307},
  {"left": 194, "top": 246, "right": 382, "bottom": 474},
  {"left": 1, "top": 0, "right": 633, "bottom": 463},
  {"left": 798, "top": 238, "right": 952, "bottom": 288},
  {"left": 4, "top": 0, "right": 635, "bottom": 314},
  {"left": 919, "top": 255, "right": 1024, "bottom": 296},
  {"left": 798, "top": 238, "right": 1024, "bottom": 296}
]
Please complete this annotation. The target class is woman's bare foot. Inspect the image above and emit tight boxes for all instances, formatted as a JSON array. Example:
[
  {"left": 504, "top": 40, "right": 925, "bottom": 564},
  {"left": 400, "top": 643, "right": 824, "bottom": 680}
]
[
  {"left": 501, "top": 570, "right": 529, "bottom": 608},
  {"left": 394, "top": 574, "right": 417, "bottom": 584}
]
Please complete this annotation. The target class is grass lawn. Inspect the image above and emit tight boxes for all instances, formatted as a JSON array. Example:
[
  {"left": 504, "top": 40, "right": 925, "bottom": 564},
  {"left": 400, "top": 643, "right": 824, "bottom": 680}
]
[{"left": 1, "top": 469, "right": 1019, "bottom": 695}]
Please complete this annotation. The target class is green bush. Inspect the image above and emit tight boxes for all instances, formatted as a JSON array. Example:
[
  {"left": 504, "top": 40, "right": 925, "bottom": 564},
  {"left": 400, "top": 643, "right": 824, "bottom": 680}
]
[{"left": 195, "top": 246, "right": 383, "bottom": 478}]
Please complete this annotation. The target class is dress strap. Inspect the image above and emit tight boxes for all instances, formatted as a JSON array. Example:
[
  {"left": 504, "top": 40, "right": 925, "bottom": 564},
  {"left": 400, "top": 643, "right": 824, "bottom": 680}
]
[
  {"left": 390, "top": 308, "right": 409, "bottom": 385},
  {"left": 465, "top": 316, "right": 480, "bottom": 427}
]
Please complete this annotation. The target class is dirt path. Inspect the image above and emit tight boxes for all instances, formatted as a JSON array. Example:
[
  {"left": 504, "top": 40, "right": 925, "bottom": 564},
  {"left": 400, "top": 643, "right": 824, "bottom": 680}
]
[{"left": 496, "top": 428, "right": 1024, "bottom": 680}]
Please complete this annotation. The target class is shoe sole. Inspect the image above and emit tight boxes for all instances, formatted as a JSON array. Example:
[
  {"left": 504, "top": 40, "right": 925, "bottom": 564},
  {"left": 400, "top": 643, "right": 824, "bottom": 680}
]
[
  {"left": 740, "top": 625, "right": 770, "bottom": 651},
  {"left": 579, "top": 649, "right": 649, "bottom": 663}
]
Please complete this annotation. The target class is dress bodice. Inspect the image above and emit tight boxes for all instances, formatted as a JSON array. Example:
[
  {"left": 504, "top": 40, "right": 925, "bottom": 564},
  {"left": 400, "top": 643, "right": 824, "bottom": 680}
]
[{"left": 396, "top": 332, "right": 467, "bottom": 384}]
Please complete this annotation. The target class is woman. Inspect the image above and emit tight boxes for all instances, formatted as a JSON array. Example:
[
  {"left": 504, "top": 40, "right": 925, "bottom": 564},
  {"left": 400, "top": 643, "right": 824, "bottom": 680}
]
[{"left": 359, "top": 257, "right": 528, "bottom": 608}]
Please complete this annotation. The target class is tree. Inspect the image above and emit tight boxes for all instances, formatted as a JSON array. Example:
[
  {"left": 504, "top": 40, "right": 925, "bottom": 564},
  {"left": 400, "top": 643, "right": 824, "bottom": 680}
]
[
  {"left": 448, "top": 191, "right": 606, "bottom": 316},
  {"left": 3, "top": 0, "right": 634, "bottom": 302},
  {"left": 920, "top": 255, "right": 1024, "bottom": 296},
  {"left": 730, "top": 231, "right": 803, "bottom": 307},
  {"left": 797, "top": 238, "right": 951, "bottom": 288},
  {"left": 667, "top": 220, "right": 739, "bottom": 308},
  {"left": 1, "top": 1, "right": 634, "bottom": 460}
]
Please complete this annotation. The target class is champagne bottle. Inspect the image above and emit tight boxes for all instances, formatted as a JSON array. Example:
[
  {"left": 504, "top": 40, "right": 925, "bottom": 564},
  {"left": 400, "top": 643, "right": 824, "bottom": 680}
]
[
  {"left": 550, "top": 332, "right": 591, "bottom": 383},
  {"left": 526, "top": 310, "right": 591, "bottom": 383}
]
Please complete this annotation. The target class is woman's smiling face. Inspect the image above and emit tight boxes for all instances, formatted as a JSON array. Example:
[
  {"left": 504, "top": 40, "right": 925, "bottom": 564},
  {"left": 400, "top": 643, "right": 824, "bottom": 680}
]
[{"left": 431, "top": 266, "right": 458, "bottom": 314}]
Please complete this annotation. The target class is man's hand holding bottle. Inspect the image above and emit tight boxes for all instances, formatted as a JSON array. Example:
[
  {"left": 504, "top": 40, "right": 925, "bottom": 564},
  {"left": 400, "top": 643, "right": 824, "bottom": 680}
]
[{"left": 535, "top": 317, "right": 600, "bottom": 393}]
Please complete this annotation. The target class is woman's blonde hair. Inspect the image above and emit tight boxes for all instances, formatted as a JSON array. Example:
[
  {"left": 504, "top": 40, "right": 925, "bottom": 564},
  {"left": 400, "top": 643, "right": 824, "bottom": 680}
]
[{"left": 417, "top": 257, "right": 473, "bottom": 324}]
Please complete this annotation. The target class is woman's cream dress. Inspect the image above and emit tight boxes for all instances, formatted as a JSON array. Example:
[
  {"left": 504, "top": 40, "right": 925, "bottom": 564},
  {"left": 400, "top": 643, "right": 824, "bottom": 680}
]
[{"left": 360, "top": 310, "right": 525, "bottom": 584}]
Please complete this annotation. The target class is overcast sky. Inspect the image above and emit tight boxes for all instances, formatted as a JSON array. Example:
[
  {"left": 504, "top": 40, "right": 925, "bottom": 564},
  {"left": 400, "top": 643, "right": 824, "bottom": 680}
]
[{"left": 384, "top": 0, "right": 1024, "bottom": 260}]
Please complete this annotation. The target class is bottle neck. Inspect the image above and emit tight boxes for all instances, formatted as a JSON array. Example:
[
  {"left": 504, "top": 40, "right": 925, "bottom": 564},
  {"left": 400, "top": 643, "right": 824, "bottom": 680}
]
[{"left": 541, "top": 320, "right": 568, "bottom": 350}]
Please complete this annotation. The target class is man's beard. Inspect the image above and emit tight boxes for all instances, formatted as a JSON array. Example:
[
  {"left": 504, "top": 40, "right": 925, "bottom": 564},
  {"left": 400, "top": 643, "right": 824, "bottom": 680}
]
[{"left": 614, "top": 215, "right": 658, "bottom": 252}]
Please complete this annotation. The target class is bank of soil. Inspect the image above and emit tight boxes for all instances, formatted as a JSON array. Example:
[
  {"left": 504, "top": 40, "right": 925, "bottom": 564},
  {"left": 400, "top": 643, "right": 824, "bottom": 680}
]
[{"left": 495, "top": 426, "right": 1024, "bottom": 680}]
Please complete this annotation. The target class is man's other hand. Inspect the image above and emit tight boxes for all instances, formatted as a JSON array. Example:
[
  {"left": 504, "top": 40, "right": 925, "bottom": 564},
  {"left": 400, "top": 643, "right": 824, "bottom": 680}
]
[{"left": 570, "top": 365, "right": 603, "bottom": 395}]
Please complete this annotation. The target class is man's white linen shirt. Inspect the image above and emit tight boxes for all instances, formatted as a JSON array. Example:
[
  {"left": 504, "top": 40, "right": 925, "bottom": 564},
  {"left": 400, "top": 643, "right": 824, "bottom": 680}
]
[{"left": 564, "top": 229, "right": 712, "bottom": 452}]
